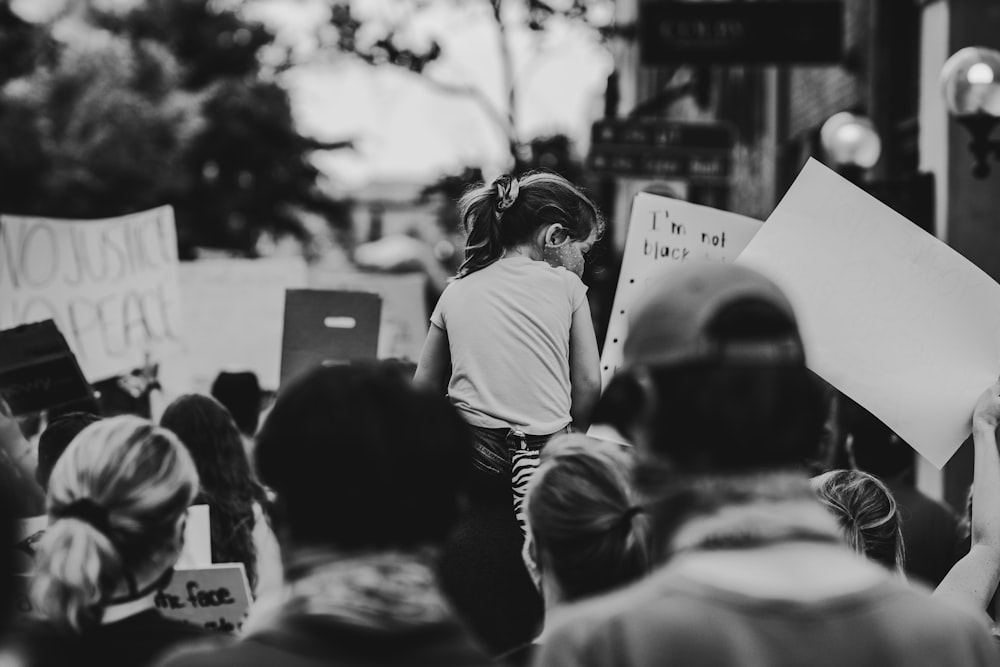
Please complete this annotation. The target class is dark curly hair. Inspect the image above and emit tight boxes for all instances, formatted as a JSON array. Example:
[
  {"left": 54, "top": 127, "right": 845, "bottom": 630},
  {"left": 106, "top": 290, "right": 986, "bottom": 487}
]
[{"left": 160, "top": 394, "right": 269, "bottom": 591}]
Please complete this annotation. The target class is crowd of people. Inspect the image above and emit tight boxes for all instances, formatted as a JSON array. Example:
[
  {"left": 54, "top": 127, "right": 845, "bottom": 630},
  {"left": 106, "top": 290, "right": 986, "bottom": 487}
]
[{"left": 0, "top": 171, "right": 998, "bottom": 665}]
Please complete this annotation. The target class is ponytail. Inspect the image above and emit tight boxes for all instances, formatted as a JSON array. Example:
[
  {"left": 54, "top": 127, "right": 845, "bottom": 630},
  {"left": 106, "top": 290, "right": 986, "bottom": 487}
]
[
  {"left": 30, "top": 416, "right": 199, "bottom": 632},
  {"left": 31, "top": 517, "right": 125, "bottom": 631},
  {"left": 455, "top": 171, "right": 605, "bottom": 279},
  {"left": 525, "top": 435, "right": 650, "bottom": 602}
]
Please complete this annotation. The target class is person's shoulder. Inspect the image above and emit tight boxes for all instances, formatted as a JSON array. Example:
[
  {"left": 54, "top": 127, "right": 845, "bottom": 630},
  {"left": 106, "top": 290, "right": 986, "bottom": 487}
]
[
  {"left": 152, "top": 636, "right": 252, "bottom": 667},
  {"left": 546, "top": 569, "right": 678, "bottom": 642}
]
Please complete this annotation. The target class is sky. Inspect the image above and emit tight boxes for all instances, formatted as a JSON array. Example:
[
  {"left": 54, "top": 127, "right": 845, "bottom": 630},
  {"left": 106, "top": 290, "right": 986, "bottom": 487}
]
[
  {"left": 10, "top": 0, "right": 614, "bottom": 190},
  {"left": 247, "top": 0, "right": 614, "bottom": 189}
]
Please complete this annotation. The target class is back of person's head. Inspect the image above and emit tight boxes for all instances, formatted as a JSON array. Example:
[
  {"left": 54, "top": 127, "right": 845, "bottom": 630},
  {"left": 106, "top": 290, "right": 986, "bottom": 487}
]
[
  {"left": 812, "top": 469, "right": 904, "bottom": 572},
  {"left": 160, "top": 393, "right": 264, "bottom": 589},
  {"left": 0, "top": 467, "right": 20, "bottom": 637},
  {"left": 32, "top": 416, "right": 199, "bottom": 631},
  {"left": 589, "top": 373, "right": 645, "bottom": 444},
  {"left": 256, "top": 361, "right": 470, "bottom": 551},
  {"left": 36, "top": 412, "right": 101, "bottom": 491},
  {"left": 210, "top": 371, "right": 262, "bottom": 436},
  {"left": 525, "top": 435, "right": 649, "bottom": 603},
  {"left": 456, "top": 170, "right": 605, "bottom": 278},
  {"left": 160, "top": 393, "right": 255, "bottom": 499},
  {"left": 623, "top": 263, "right": 826, "bottom": 474}
]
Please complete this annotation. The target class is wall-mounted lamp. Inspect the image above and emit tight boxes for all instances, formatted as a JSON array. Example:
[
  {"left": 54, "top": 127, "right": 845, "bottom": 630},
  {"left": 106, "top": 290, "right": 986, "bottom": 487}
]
[
  {"left": 819, "top": 111, "right": 882, "bottom": 170},
  {"left": 941, "top": 46, "right": 1000, "bottom": 178}
]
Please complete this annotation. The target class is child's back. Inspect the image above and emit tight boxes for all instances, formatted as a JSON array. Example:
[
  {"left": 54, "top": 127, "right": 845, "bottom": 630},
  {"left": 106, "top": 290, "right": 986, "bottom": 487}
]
[{"left": 432, "top": 254, "right": 588, "bottom": 435}]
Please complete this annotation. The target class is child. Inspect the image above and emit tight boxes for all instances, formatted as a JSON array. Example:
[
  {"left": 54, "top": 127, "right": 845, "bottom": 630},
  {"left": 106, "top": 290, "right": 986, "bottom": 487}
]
[{"left": 415, "top": 171, "right": 602, "bottom": 533}]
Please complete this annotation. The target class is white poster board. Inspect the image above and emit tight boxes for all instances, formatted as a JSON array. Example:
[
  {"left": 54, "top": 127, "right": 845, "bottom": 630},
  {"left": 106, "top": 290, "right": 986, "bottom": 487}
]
[
  {"left": 154, "top": 563, "right": 252, "bottom": 633},
  {"left": 600, "top": 192, "right": 761, "bottom": 387},
  {"left": 737, "top": 158, "right": 1000, "bottom": 469},
  {"left": 307, "top": 270, "right": 428, "bottom": 363},
  {"left": 158, "top": 256, "right": 308, "bottom": 393},
  {"left": 0, "top": 207, "right": 182, "bottom": 382}
]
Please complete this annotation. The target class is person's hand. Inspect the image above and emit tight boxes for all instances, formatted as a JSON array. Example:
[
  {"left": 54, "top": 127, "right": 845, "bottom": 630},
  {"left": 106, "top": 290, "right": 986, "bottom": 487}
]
[{"left": 973, "top": 378, "right": 1000, "bottom": 433}]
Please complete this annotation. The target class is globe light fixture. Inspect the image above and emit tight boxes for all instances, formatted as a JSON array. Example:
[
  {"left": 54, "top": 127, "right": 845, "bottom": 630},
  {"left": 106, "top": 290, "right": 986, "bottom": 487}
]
[
  {"left": 819, "top": 112, "right": 882, "bottom": 170},
  {"left": 941, "top": 46, "right": 1000, "bottom": 178}
]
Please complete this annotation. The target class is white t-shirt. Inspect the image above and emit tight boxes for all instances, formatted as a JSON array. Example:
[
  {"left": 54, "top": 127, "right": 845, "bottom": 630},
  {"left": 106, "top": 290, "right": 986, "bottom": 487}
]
[{"left": 431, "top": 256, "right": 588, "bottom": 435}]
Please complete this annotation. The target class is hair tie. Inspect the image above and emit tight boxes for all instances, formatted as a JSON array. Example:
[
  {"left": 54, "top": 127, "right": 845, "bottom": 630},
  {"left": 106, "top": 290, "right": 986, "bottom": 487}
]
[
  {"left": 494, "top": 175, "right": 520, "bottom": 215},
  {"left": 620, "top": 505, "right": 644, "bottom": 525},
  {"left": 53, "top": 498, "right": 115, "bottom": 538}
]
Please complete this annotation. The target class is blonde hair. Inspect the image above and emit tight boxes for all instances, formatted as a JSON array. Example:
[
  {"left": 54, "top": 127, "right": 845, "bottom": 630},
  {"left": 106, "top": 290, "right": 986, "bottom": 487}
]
[
  {"left": 31, "top": 416, "right": 199, "bottom": 631},
  {"left": 525, "top": 435, "right": 650, "bottom": 602},
  {"left": 812, "top": 469, "right": 905, "bottom": 573}
]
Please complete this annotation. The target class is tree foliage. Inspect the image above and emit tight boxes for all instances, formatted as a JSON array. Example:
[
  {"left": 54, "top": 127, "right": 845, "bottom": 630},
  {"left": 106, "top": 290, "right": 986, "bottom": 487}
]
[{"left": 0, "top": 0, "right": 348, "bottom": 257}]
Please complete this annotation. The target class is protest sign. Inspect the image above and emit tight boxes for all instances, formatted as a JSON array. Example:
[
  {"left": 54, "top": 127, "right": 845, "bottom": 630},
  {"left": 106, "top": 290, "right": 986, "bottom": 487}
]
[
  {"left": 14, "top": 563, "right": 252, "bottom": 634},
  {"left": 158, "top": 256, "right": 308, "bottom": 393},
  {"left": 737, "top": 158, "right": 1000, "bottom": 469},
  {"left": 154, "top": 563, "right": 252, "bottom": 633},
  {"left": 0, "top": 320, "right": 93, "bottom": 415},
  {"left": 600, "top": 192, "right": 761, "bottom": 387},
  {"left": 307, "top": 270, "right": 428, "bottom": 362},
  {"left": 0, "top": 207, "right": 182, "bottom": 382},
  {"left": 280, "top": 290, "right": 381, "bottom": 386}
]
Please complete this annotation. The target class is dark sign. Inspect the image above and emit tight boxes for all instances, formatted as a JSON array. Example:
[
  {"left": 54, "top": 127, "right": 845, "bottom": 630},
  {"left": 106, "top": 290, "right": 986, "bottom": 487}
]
[
  {"left": 588, "top": 119, "right": 735, "bottom": 182},
  {"left": 0, "top": 320, "right": 93, "bottom": 416},
  {"left": 591, "top": 119, "right": 734, "bottom": 150},
  {"left": 639, "top": 1, "right": 843, "bottom": 65},
  {"left": 279, "top": 290, "right": 381, "bottom": 387}
]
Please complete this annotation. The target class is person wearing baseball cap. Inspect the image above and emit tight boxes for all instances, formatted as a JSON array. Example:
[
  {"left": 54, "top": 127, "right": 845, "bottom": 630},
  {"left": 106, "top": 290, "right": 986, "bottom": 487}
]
[{"left": 535, "top": 263, "right": 997, "bottom": 667}]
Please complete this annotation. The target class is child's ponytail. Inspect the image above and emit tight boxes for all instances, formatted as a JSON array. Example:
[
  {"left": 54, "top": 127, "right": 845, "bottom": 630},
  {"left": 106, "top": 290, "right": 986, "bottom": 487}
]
[
  {"left": 456, "top": 175, "right": 519, "bottom": 278},
  {"left": 455, "top": 171, "right": 604, "bottom": 279}
]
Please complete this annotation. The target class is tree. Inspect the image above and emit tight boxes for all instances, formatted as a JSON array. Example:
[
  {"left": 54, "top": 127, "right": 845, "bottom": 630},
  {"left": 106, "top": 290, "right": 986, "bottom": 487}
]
[
  {"left": 92, "top": 0, "right": 351, "bottom": 256},
  {"left": 324, "top": 0, "right": 611, "bottom": 164},
  {"left": 0, "top": 0, "right": 350, "bottom": 256}
]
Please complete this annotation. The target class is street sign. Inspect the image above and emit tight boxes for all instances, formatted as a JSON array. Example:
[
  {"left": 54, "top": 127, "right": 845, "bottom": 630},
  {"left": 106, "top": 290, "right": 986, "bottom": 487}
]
[
  {"left": 588, "top": 119, "right": 735, "bottom": 183},
  {"left": 639, "top": 1, "right": 843, "bottom": 65}
]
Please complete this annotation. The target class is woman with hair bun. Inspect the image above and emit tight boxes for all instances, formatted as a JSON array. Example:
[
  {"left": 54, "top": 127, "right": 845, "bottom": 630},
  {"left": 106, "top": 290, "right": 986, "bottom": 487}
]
[
  {"left": 812, "top": 469, "right": 906, "bottom": 573},
  {"left": 504, "top": 434, "right": 651, "bottom": 665},
  {"left": 14, "top": 416, "right": 207, "bottom": 667}
]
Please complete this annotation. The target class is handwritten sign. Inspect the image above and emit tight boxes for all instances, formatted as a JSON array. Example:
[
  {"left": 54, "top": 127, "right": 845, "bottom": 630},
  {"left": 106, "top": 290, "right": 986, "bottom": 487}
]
[
  {"left": 14, "top": 563, "right": 252, "bottom": 634},
  {"left": 0, "top": 207, "right": 182, "bottom": 382},
  {"left": 600, "top": 192, "right": 761, "bottom": 387},
  {"left": 307, "top": 270, "right": 428, "bottom": 362},
  {"left": 736, "top": 158, "right": 1000, "bottom": 469},
  {"left": 154, "top": 563, "right": 252, "bottom": 633},
  {"left": 158, "top": 256, "right": 308, "bottom": 393}
]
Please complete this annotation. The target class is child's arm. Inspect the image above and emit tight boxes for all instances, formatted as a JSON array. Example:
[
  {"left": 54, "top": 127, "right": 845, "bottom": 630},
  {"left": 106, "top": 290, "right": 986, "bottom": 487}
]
[
  {"left": 569, "top": 299, "right": 601, "bottom": 432},
  {"left": 414, "top": 323, "right": 452, "bottom": 396},
  {"left": 934, "top": 377, "right": 1000, "bottom": 617}
]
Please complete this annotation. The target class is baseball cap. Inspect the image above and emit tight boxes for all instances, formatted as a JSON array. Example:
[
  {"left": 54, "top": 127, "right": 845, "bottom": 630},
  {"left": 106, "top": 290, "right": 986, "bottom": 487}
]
[{"left": 623, "top": 263, "right": 805, "bottom": 370}]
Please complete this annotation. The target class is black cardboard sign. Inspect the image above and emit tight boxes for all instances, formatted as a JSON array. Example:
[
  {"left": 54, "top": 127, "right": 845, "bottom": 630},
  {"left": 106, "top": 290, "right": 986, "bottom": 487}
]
[
  {"left": 279, "top": 290, "right": 381, "bottom": 387},
  {"left": 0, "top": 320, "right": 93, "bottom": 415}
]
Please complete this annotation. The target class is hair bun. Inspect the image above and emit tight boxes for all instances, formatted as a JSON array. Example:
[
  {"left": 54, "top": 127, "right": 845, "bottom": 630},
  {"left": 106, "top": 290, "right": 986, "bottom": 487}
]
[{"left": 493, "top": 174, "right": 520, "bottom": 213}]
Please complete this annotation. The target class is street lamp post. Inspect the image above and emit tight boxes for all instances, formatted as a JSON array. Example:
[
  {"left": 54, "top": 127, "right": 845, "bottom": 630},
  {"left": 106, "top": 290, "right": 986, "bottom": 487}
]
[
  {"left": 941, "top": 46, "right": 1000, "bottom": 178},
  {"left": 818, "top": 111, "right": 882, "bottom": 184}
]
